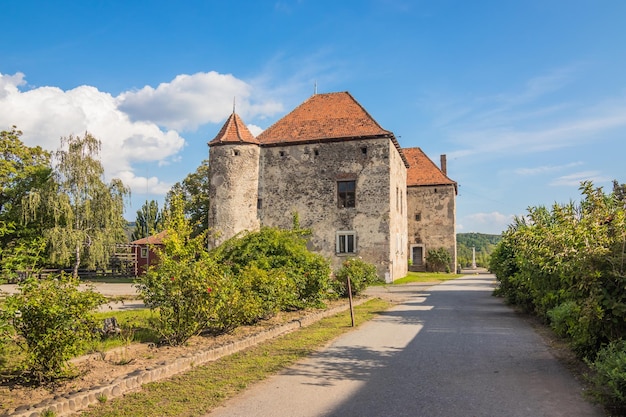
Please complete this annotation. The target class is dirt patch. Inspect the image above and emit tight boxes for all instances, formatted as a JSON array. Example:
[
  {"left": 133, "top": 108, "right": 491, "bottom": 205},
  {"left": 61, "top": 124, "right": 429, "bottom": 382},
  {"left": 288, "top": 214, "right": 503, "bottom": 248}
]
[{"left": 0, "top": 299, "right": 353, "bottom": 415}]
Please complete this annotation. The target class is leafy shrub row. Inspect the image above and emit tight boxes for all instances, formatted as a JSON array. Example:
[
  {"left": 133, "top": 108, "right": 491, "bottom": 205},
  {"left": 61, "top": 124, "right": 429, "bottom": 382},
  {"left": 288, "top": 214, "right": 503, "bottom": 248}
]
[
  {"left": 1, "top": 197, "right": 381, "bottom": 382},
  {"left": 489, "top": 181, "right": 626, "bottom": 409}
]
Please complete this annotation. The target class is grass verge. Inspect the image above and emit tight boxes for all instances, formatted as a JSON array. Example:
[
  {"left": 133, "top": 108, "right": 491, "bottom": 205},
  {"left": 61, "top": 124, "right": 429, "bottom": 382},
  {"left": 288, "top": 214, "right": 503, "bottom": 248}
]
[
  {"left": 392, "top": 272, "right": 462, "bottom": 284},
  {"left": 80, "top": 298, "right": 391, "bottom": 417}
]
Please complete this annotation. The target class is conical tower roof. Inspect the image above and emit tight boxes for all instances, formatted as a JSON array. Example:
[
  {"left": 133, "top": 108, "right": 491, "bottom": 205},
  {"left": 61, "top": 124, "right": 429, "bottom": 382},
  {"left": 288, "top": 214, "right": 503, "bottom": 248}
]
[{"left": 208, "top": 112, "right": 259, "bottom": 146}]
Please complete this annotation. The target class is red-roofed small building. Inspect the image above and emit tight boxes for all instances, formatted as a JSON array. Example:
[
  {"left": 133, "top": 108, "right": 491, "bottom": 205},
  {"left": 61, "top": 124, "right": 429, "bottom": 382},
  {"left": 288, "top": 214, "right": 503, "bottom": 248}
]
[{"left": 131, "top": 230, "right": 167, "bottom": 276}]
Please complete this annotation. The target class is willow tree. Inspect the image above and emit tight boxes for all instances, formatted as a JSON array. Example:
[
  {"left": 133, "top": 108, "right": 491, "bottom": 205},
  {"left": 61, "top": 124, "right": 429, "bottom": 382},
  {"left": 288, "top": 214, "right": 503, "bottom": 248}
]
[{"left": 27, "top": 133, "right": 129, "bottom": 278}]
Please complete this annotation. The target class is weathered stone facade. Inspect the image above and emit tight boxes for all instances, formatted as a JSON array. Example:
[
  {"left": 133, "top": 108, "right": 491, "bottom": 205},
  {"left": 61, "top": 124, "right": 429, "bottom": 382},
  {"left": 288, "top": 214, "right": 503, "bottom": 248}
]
[
  {"left": 207, "top": 92, "right": 455, "bottom": 280},
  {"left": 208, "top": 143, "right": 260, "bottom": 248},
  {"left": 259, "top": 137, "right": 407, "bottom": 279},
  {"left": 405, "top": 148, "right": 457, "bottom": 272}
]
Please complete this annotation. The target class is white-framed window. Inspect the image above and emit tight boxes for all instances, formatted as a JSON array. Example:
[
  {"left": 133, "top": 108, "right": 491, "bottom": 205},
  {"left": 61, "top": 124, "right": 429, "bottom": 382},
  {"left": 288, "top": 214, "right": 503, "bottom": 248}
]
[
  {"left": 336, "top": 231, "right": 356, "bottom": 254},
  {"left": 140, "top": 247, "right": 149, "bottom": 259}
]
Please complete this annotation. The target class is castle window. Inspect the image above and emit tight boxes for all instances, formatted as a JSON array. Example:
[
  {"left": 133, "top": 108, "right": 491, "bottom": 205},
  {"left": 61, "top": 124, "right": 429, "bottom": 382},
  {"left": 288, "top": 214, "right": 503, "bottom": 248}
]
[
  {"left": 415, "top": 213, "right": 422, "bottom": 221},
  {"left": 279, "top": 151, "right": 285, "bottom": 157},
  {"left": 361, "top": 146, "right": 367, "bottom": 155},
  {"left": 233, "top": 149, "right": 240, "bottom": 156},
  {"left": 337, "top": 180, "right": 355, "bottom": 208},
  {"left": 257, "top": 199, "right": 262, "bottom": 209},
  {"left": 336, "top": 231, "right": 356, "bottom": 254},
  {"left": 314, "top": 149, "right": 319, "bottom": 156}
]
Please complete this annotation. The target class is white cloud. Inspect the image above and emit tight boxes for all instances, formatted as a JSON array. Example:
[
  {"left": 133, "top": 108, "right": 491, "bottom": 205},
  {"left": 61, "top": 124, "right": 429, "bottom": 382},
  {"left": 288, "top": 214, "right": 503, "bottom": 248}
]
[
  {"left": 117, "top": 71, "right": 283, "bottom": 131},
  {"left": 247, "top": 124, "right": 264, "bottom": 137},
  {"left": 514, "top": 161, "right": 584, "bottom": 176},
  {"left": 0, "top": 72, "right": 186, "bottom": 189},
  {"left": 115, "top": 171, "right": 172, "bottom": 196},
  {"left": 0, "top": 71, "right": 285, "bottom": 198},
  {"left": 549, "top": 171, "right": 611, "bottom": 187},
  {"left": 430, "top": 66, "right": 626, "bottom": 160},
  {"left": 463, "top": 211, "right": 514, "bottom": 234}
]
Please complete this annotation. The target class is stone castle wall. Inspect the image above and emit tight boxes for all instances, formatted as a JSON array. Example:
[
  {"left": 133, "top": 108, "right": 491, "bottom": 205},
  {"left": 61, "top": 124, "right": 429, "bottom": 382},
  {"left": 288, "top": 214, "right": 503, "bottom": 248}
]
[
  {"left": 259, "top": 137, "right": 407, "bottom": 279},
  {"left": 407, "top": 184, "right": 457, "bottom": 271},
  {"left": 207, "top": 143, "right": 260, "bottom": 248}
]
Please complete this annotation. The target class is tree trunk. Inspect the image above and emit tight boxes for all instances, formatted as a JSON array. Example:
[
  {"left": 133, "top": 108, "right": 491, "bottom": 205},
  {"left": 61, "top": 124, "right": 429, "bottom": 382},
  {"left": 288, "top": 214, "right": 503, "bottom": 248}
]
[{"left": 73, "top": 244, "right": 80, "bottom": 279}]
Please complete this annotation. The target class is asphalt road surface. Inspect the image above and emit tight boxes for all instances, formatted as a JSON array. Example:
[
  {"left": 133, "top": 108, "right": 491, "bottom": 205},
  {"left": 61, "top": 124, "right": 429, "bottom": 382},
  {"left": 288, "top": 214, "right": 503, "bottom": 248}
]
[{"left": 206, "top": 275, "right": 605, "bottom": 417}]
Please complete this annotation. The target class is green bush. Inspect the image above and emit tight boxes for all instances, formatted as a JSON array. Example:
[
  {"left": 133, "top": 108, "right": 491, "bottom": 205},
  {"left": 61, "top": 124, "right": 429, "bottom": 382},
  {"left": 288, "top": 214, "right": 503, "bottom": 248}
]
[
  {"left": 3, "top": 275, "right": 105, "bottom": 381},
  {"left": 213, "top": 227, "right": 331, "bottom": 309},
  {"left": 333, "top": 258, "right": 379, "bottom": 297},
  {"left": 206, "top": 266, "right": 294, "bottom": 333},
  {"left": 136, "top": 194, "right": 224, "bottom": 345},
  {"left": 588, "top": 340, "right": 626, "bottom": 411},
  {"left": 426, "top": 247, "right": 452, "bottom": 272}
]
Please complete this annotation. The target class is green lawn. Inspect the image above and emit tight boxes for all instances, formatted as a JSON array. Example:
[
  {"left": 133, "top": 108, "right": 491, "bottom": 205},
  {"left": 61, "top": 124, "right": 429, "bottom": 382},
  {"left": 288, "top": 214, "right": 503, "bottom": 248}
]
[{"left": 392, "top": 271, "right": 463, "bottom": 285}]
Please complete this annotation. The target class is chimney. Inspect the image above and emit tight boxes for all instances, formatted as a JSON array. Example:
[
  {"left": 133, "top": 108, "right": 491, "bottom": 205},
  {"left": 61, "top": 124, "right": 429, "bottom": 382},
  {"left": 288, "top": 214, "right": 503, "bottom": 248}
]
[{"left": 440, "top": 154, "right": 447, "bottom": 175}]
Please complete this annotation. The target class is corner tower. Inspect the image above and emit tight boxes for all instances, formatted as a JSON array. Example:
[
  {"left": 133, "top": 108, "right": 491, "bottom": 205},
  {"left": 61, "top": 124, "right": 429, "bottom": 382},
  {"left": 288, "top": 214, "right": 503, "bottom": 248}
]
[{"left": 207, "top": 112, "right": 260, "bottom": 248}]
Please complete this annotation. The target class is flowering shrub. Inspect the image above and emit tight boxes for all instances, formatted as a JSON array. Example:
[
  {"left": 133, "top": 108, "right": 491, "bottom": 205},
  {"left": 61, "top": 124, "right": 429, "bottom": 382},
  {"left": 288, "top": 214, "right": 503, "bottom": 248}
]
[
  {"left": 332, "top": 258, "right": 379, "bottom": 297},
  {"left": 3, "top": 275, "right": 105, "bottom": 381}
]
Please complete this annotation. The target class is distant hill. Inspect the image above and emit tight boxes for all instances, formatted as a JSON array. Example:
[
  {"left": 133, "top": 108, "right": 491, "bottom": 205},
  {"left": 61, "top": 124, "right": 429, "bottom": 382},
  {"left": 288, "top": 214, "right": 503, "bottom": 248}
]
[{"left": 457, "top": 233, "right": 502, "bottom": 268}]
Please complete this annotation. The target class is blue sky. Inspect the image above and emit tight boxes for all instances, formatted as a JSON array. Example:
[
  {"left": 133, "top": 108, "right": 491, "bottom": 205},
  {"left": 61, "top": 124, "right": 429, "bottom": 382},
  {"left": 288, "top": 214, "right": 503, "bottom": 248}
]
[{"left": 2, "top": 0, "right": 625, "bottom": 235}]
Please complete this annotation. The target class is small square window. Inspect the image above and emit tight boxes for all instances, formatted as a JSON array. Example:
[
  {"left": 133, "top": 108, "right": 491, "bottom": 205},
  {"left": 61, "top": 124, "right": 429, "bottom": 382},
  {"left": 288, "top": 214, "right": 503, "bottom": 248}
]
[
  {"left": 314, "top": 149, "right": 319, "bottom": 156},
  {"left": 279, "top": 151, "right": 285, "bottom": 157},
  {"left": 337, "top": 180, "right": 356, "bottom": 208},
  {"left": 140, "top": 247, "right": 149, "bottom": 258},
  {"left": 336, "top": 231, "right": 356, "bottom": 254},
  {"left": 361, "top": 147, "right": 367, "bottom": 155},
  {"left": 415, "top": 213, "right": 422, "bottom": 221},
  {"left": 233, "top": 149, "right": 240, "bottom": 156}
]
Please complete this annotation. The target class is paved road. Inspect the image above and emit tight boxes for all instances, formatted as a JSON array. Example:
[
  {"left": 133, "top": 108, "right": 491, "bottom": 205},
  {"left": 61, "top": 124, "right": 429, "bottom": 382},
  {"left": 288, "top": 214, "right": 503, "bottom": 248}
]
[{"left": 206, "top": 275, "right": 605, "bottom": 417}]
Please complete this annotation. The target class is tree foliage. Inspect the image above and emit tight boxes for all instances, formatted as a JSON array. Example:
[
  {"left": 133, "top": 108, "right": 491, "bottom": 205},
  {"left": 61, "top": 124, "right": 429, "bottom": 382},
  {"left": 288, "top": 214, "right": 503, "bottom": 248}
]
[
  {"left": 457, "top": 232, "right": 501, "bottom": 268},
  {"left": 166, "top": 159, "right": 210, "bottom": 238},
  {"left": 490, "top": 181, "right": 626, "bottom": 357},
  {"left": 0, "top": 127, "right": 52, "bottom": 280},
  {"left": 25, "top": 133, "right": 129, "bottom": 278},
  {"left": 131, "top": 200, "right": 164, "bottom": 241}
]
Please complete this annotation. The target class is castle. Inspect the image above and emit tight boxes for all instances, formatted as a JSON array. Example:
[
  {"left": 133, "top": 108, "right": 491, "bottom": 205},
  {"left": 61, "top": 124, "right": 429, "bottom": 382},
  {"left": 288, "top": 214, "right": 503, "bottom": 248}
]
[{"left": 207, "top": 91, "right": 457, "bottom": 281}]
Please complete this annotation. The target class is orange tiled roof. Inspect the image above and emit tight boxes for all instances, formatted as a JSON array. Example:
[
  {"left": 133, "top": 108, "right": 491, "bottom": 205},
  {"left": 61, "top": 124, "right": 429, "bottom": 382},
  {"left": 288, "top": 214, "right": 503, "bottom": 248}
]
[
  {"left": 404, "top": 147, "right": 456, "bottom": 191},
  {"left": 257, "top": 92, "right": 391, "bottom": 144},
  {"left": 131, "top": 230, "right": 167, "bottom": 245},
  {"left": 208, "top": 112, "right": 259, "bottom": 146}
]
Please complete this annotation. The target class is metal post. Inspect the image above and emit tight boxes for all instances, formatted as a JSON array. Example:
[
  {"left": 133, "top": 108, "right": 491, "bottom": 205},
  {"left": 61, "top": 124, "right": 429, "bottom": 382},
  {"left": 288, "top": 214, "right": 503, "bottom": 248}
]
[{"left": 347, "top": 276, "right": 355, "bottom": 327}]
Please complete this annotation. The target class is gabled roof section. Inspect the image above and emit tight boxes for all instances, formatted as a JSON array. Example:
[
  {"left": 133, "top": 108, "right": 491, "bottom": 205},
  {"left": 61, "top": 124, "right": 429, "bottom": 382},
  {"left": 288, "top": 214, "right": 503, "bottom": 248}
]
[
  {"left": 257, "top": 91, "right": 409, "bottom": 167},
  {"left": 131, "top": 230, "right": 167, "bottom": 245},
  {"left": 257, "top": 92, "right": 391, "bottom": 144},
  {"left": 208, "top": 112, "right": 259, "bottom": 146},
  {"left": 404, "top": 147, "right": 457, "bottom": 193}
]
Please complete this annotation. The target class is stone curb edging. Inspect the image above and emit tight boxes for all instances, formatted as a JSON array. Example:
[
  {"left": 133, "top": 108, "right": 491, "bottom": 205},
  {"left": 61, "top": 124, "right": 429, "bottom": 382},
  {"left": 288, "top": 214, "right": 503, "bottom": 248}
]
[{"left": 6, "top": 298, "right": 369, "bottom": 417}]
